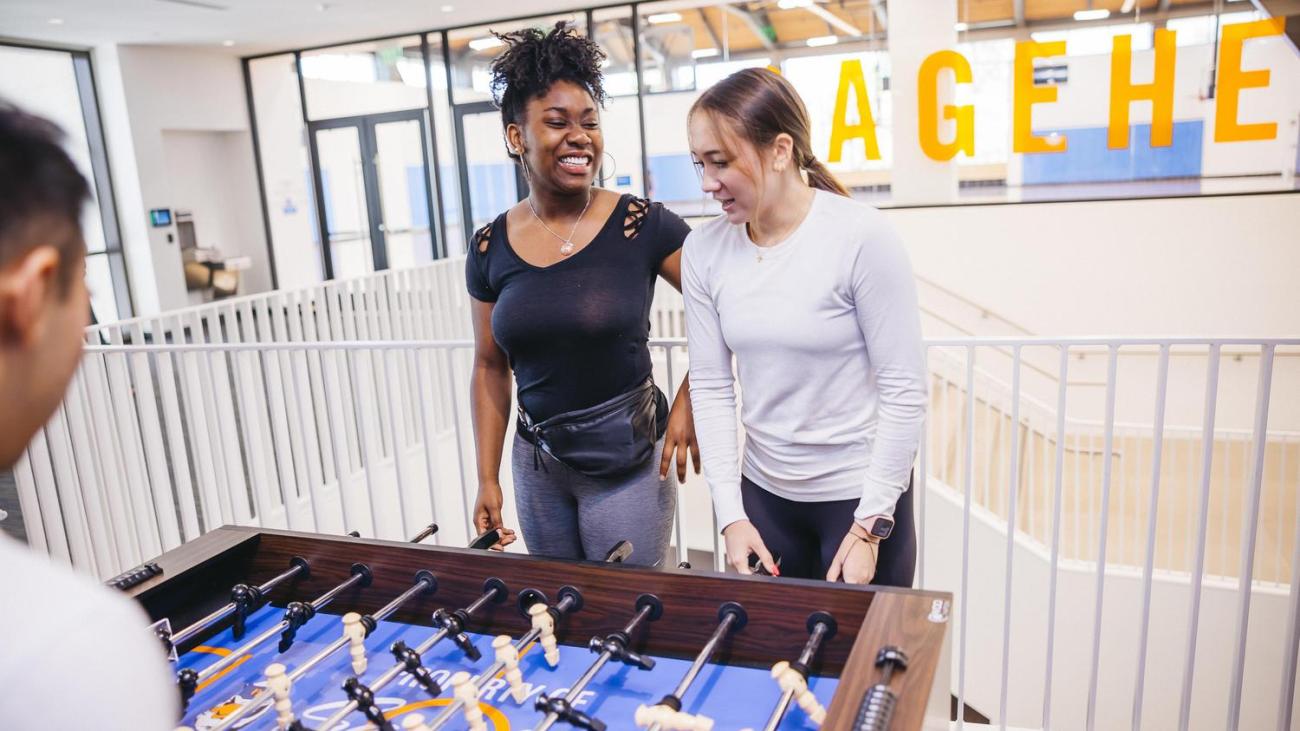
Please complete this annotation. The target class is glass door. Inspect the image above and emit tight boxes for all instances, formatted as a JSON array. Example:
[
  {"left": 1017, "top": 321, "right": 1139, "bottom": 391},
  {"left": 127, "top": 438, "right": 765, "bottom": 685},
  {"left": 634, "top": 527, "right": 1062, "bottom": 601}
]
[
  {"left": 312, "top": 124, "right": 373, "bottom": 278},
  {"left": 453, "top": 101, "right": 527, "bottom": 239},
  {"left": 372, "top": 116, "right": 435, "bottom": 269},
  {"left": 309, "top": 109, "right": 437, "bottom": 279}
]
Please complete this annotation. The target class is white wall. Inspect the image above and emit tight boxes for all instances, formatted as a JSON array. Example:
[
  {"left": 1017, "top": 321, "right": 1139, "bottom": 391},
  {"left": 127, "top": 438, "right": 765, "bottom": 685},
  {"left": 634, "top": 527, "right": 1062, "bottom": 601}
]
[
  {"left": 161, "top": 130, "right": 273, "bottom": 297},
  {"left": 886, "top": 193, "right": 1300, "bottom": 338},
  {"left": 94, "top": 44, "right": 272, "bottom": 314},
  {"left": 923, "top": 478, "right": 1297, "bottom": 731}
]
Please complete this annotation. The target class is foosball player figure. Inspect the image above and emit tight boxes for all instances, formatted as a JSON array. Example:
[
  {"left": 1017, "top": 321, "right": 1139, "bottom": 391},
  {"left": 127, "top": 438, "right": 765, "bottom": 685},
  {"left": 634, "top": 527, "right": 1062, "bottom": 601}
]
[
  {"left": 264, "top": 663, "right": 294, "bottom": 729},
  {"left": 451, "top": 671, "right": 488, "bottom": 731},
  {"left": 771, "top": 660, "right": 827, "bottom": 726},
  {"left": 342, "top": 611, "right": 368, "bottom": 674},
  {"left": 529, "top": 601, "right": 562, "bottom": 666},
  {"left": 402, "top": 714, "right": 434, "bottom": 731},
  {"left": 493, "top": 634, "right": 528, "bottom": 702}
]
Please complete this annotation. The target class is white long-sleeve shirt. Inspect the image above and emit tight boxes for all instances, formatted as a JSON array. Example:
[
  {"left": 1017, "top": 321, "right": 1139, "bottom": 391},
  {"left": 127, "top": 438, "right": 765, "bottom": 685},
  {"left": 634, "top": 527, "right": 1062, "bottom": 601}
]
[{"left": 683, "top": 189, "right": 928, "bottom": 530}]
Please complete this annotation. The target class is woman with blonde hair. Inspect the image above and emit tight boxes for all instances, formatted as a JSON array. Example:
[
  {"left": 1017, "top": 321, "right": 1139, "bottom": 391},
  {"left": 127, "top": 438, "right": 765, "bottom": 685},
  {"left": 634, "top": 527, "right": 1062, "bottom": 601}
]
[{"left": 682, "top": 68, "right": 927, "bottom": 585}]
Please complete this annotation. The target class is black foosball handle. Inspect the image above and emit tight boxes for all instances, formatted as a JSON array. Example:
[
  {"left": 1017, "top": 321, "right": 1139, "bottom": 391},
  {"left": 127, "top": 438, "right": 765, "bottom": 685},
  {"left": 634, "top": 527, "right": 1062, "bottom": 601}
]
[
  {"left": 603, "top": 539, "right": 633, "bottom": 563},
  {"left": 853, "top": 646, "right": 909, "bottom": 731},
  {"left": 468, "top": 527, "right": 503, "bottom": 550}
]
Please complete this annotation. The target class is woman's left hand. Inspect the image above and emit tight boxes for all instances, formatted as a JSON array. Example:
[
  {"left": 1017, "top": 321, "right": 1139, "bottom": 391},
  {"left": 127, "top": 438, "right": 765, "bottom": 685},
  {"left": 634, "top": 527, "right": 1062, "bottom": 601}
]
[
  {"left": 826, "top": 527, "right": 878, "bottom": 584},
  {"left": 660, "top": 386, "right": 700, "bottom": 482}
]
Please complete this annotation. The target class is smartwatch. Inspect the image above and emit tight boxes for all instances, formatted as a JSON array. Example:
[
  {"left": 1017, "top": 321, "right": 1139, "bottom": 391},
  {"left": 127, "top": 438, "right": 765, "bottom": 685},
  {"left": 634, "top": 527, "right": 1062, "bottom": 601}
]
[{"left": 857, "top": 515, "right": 895, "bottom": 541}]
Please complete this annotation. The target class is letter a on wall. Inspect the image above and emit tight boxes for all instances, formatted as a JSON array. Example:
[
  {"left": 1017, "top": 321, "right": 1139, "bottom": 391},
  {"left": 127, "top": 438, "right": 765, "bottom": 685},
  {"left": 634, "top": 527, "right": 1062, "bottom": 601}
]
[{"left": 828, "top": 59, "right": 882, "bottom": 162}]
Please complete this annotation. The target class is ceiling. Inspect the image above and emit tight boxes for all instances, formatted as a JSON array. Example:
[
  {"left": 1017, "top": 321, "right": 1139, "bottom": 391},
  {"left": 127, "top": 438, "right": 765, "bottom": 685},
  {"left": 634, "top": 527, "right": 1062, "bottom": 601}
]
[
  {"left": 0, "top": 0, "right": 597, "bottom": 55},
  {"left": 0, "top": 0, "right": 1248, "bottom": 57}
]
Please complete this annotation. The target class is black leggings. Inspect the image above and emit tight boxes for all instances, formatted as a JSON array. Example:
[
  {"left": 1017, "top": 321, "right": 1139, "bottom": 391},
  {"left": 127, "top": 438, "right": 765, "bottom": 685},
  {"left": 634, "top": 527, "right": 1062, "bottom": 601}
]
[{"left": 740, "top": 474, "right": 916, "bottom": 587}]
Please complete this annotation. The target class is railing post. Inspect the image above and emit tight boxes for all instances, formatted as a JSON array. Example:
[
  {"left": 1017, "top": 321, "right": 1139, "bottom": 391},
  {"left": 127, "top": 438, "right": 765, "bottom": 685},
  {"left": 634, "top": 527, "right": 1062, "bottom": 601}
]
[
  {"left": 998, "top": 346, "right": 1022, "bottom": 730},
  {"left": 1227, "top": 344, "right": 1276, "bottom": 730},
  {"left": 1042, "top": 345, "right": 1070, "bottom": 731},
  {"left": 1178, "top": 344, "right": 1222, "bottom": 731},
  {"left": 1131, "top": 344, "right": 1170, "bottom": 730}
]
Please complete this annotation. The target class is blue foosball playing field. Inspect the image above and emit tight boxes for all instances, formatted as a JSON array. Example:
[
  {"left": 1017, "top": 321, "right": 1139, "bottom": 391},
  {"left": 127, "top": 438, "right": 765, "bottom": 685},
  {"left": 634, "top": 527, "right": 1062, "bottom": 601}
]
[{"left": 180, "top": 604, "right": 837, "bottom": 730}]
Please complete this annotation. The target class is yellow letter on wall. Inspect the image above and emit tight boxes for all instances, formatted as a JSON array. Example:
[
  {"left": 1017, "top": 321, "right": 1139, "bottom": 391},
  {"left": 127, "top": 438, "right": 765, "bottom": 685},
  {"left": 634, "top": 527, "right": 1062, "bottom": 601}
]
[
  {"left": 1013, "top": 40, "right": 1067, "bottom": 153},
  {"left": 828, "top": 59, "right": 881, "bottom": 162},
  {"left": 1109, "top": 29, "right": 1177, "bottom": 149},
  {"left": 1215, "top": 18, "right": 1285, "bottom": 143},
  {"left": 918, "top": 51, "right": 975, "bottom": 161}
]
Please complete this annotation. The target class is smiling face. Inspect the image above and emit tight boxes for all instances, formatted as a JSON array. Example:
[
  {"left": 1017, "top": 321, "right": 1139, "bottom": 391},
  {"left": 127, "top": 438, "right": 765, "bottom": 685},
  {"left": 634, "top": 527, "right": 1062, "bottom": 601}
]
[
  {"left": 688, "top": 111, "right": 766, "bottom": 225},
  {"left": 506, "top": 80, "right": 603, "bottom": 197}
]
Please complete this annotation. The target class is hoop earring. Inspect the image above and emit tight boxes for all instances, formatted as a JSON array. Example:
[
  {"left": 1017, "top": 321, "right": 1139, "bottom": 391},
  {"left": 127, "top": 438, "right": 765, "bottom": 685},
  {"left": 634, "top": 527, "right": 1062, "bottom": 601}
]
[{"left": 599, "top": 150, "right": 617, "bottom": 182}]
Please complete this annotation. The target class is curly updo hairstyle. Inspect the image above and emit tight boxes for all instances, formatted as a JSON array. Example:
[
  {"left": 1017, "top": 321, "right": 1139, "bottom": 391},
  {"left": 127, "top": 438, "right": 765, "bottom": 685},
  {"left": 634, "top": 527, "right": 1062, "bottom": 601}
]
[{"left": 488, "top": 21, "right": 607, "bottom": 160}]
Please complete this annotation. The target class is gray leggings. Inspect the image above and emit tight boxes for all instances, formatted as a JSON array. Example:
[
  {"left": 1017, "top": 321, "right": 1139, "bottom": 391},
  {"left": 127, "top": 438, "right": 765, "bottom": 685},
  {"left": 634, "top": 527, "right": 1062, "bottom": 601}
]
[{"left": 511, "top": 433, "right": 677, "bottom": 567}]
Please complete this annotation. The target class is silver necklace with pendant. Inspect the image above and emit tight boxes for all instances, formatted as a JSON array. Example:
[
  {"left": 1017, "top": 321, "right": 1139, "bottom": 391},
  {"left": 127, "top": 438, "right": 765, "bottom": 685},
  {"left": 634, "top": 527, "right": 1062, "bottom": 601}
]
[{"left": 528, "top": 190, "right": 594, "bottom": 257}]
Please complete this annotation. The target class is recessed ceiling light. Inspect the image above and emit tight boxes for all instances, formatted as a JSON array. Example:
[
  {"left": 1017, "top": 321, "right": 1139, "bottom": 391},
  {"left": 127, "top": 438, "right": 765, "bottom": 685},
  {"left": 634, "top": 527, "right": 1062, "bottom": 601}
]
[
  {"left": 647, "top": 12, "right": 682, "bottom": 24},
  {"left": 777, "top": 0, "right": 813, "bottom": 8},
  {"left": 440, "top": 4, "right": 454, "bottom": 11},
  {"left": 222, "top": 40, "right": 235, "bottom": 46},
  {"left": 806, "top": 35, "right": 839, "bottom": 47},
  {"left": 691, "top": 48, "right": 719, "bottom": 59},
  {"left": 1073, "top": 8, "right": 1110, "bottom": 20},
  {"left": 48, "top": 18, "right": 64, "bottom": 25},
  {"left": 468, "top": 36, "right": 504, "bottom": 51}
]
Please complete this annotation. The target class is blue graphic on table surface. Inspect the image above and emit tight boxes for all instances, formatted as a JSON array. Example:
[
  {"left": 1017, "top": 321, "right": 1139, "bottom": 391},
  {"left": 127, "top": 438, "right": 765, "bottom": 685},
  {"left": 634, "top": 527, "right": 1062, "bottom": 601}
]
[{"left": 179, "top": 605, "right": 835, "bottom": 730}]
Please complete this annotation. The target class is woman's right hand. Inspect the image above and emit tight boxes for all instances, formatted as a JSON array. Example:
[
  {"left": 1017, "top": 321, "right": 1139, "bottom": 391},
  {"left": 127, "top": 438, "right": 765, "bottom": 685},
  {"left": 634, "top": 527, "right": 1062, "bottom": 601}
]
[
  {"left": 722, "top": 520, "right": 778, "bottom": 576},
  {"left": 473, "top": 482, "right": 517, "bottom": 550}
]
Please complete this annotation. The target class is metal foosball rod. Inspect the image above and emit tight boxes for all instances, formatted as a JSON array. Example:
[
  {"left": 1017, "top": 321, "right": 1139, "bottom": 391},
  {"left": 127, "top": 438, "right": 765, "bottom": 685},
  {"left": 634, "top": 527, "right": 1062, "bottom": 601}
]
[
  {"left": 761, "top": 612, "right": 837, "bottom": 731},
  {"left": 177, "top": 563, "right": 374, "bottom": 710},
  {"left": 207, "top": 569, "right": 441, "bottom": 731},
  {"left": 312, "top": 577, "right": 510, "bottom": 731},
  {"left": 163, "top": 556, "right": 311, "bottom": 653},
  {"left": 636, "top": 602, "right": 749, "bottom": 731},
  {"left": 408, "top": 522, "right": 439, "bottom": 544},
  {"left": 425, "top": 585, "right": 587, "bottom": 731},
  {"left": 534, "top": 593, "right": 664, "bottom": 731}
]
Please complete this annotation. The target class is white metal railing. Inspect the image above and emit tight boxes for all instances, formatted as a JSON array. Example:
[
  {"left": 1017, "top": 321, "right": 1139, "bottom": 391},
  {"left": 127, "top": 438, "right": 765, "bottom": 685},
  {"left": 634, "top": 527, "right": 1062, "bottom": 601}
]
[{"left": 7, "top": 254, "right": 1298, "bottom": 731}]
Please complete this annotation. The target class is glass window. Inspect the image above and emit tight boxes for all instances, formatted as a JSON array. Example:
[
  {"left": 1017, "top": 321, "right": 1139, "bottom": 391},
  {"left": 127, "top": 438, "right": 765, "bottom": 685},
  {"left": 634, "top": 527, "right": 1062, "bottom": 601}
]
[
  {"left": 302, "top": 36, "right": 428, "bottom": 120},
  {"left": 592, "top": 7, "right": 647, "bottom": 197},
  {"left": 243, "top": 1, "right": 1299, "bottom": 226},
  {"left": 249, "top": 54, "right": 322, "bottom": 289},
  {"left": 0, "top": 44, "right": 129, "bottom": 321},
  {"left": 426, "top": 33, "right": 463, "bottom": 255},
  {"left": 446, "top": 13, "right": 586, "bottom": 105},
  {"left": 1031, "top": 23, "right": 1154, "bottom": 56}
]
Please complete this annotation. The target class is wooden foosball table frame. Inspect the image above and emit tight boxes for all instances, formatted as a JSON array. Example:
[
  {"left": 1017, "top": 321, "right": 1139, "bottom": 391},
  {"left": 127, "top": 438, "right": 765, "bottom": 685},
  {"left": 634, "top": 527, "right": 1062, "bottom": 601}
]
[{"left": 131, "top": 526, "right": 952, "bottom": 730}]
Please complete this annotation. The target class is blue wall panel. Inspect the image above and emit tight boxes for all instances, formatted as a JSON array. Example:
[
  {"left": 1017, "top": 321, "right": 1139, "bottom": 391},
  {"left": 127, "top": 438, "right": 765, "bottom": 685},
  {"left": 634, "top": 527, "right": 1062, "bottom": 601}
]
[
  {"left": 648, "top": 153, "right": 701, "bottom": 202},
  {"left": 1021, "top": 121, "right": 1203, "bottom": 184},
  {"left": 405, "top": 165, "right": 430, "bottom": 229}
]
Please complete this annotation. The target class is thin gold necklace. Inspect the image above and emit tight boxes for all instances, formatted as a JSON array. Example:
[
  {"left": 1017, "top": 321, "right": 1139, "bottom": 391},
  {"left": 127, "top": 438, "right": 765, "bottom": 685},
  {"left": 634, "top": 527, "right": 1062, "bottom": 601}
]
[{"left": 528, "top": 190, "right": 594, "bottom": 257}]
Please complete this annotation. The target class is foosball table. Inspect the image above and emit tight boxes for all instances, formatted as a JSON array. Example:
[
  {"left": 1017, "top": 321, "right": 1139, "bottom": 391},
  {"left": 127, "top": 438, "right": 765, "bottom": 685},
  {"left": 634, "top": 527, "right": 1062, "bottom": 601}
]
[{"left": 126, "top": 525, "right": 952, "bottom": 731}]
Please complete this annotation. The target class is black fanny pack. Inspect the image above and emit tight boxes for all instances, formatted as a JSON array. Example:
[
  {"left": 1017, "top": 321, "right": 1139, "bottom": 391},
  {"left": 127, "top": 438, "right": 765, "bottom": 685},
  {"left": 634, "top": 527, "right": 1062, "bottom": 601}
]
[{"left": 517, "top": 378, "right": 668, "bottom": 478}]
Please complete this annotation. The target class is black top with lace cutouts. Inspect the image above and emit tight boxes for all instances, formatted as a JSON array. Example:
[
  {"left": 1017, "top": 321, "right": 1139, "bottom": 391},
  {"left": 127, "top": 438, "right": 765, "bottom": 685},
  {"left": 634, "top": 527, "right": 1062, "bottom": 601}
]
[{"left": 465, "top": 194, "right": 690, "bottom": 421}]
